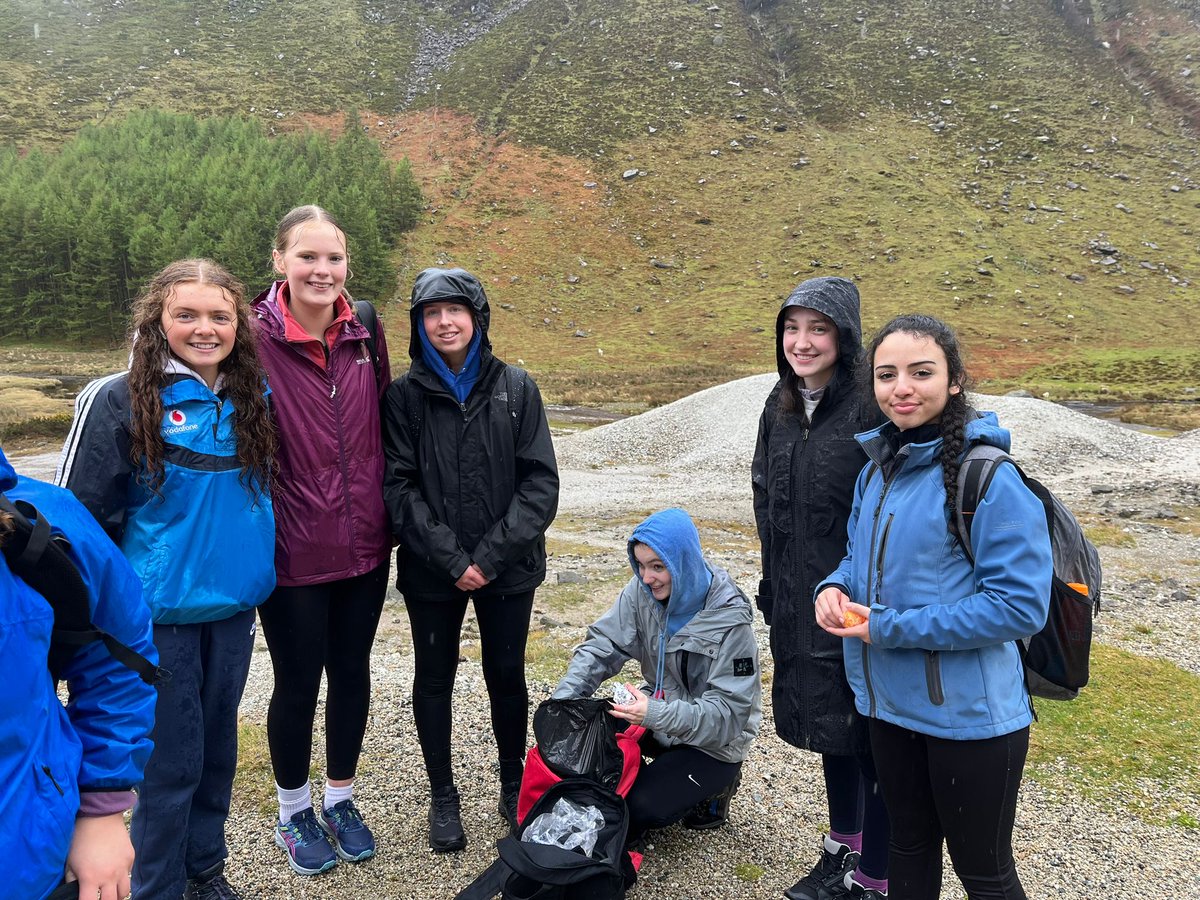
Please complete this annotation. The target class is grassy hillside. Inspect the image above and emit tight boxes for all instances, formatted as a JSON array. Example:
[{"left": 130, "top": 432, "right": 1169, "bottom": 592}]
[{"left": 2, "top": 0, "right": 1197, "bottom": 408}]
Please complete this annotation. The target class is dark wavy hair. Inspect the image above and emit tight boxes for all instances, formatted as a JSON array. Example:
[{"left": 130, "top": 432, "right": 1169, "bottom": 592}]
[
  {"left": 128, "top": 259, "right": 276, "bottom": 495},
  {"left": 0, "top": 509, "right": 11, "bottom": 547},
  {"left": 863, "top": 314, "right": 974, "bottom": 537}
]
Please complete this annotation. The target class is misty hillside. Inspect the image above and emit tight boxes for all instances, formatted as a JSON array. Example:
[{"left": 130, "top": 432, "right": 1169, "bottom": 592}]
[{"left": 1, "top": 0, "right": 1197, "bottom": 404}]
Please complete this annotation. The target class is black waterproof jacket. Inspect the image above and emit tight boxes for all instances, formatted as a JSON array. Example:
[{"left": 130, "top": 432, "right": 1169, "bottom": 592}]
[
  {"left": 750, "top": 277, "right": 881, "bottom": 754},
  {"left": 382, "top": 268, "right": 559, "bottom": 600}
]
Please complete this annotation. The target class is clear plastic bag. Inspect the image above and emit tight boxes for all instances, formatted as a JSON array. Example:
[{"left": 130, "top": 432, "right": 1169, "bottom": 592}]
[{"left": 521, "top": 797, "right": 606, "bottom": 857}]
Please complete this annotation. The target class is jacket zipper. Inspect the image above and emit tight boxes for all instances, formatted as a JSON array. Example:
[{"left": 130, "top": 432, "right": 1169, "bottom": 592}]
[
  {"left": 328, "top": 362, "right": 360, "bottom": 562},
  {"left": 796, "top": 426, "right": 811, "bottom": 737},
  {"left": 212, "top": 398, "right": 223, "bottom": 442},
  {"left": 42, "top": 766, "right": 64, "bottom": 796},
  {"left": 925, "top": 651, "right": 945, "bottom": 706},
  {"left": 862, "top": 470, "right": 896, "bottom": 719}
]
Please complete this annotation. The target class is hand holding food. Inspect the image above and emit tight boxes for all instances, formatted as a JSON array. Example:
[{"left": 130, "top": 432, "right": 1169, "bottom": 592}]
[{"left": 842, "top": 608, "right": 866, "bottom": 628}]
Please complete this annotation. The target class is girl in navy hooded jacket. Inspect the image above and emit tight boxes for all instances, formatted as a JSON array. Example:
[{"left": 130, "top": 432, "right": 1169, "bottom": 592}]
[
  {"left": 382, "top": 267, "right": 559, "bottom": 854},
  {"left": 816, "top": 315, "right": 1052, "bottom": 900}
]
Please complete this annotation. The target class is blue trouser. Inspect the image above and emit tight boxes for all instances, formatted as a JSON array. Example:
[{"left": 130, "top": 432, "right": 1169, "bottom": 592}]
[{"left": 131, "top": 609, "right": 256, "bottom": 900}]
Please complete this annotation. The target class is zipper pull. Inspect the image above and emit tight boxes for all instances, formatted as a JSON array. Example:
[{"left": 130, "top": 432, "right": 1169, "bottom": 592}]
[{"left": 330, "top": 383, "right": 337, "bottom": 400}]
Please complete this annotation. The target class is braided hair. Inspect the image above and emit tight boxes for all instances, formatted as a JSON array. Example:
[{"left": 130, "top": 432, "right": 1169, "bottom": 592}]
[{"left": 863, "top": 314, "right": 974, "bottom": 539}]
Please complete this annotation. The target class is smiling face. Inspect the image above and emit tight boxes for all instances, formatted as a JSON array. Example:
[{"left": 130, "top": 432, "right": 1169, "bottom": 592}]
[
  {"left": 781, "top": 306, "right": 839, "bottom": 389},
  {"left": 421, "top": 300, "right": 475, "bottom": 370},
  {"left": 160, "top": 281, "right": 237, "bottom": 388},
  {"left": 633, "top": 542, "right": 672, "bottom": 603},
  {"left": 872, "top": 331, "right": 961, "bottom": 429},
  {"left": 272, "top": 220, "right": 348, "bottom": 327}
]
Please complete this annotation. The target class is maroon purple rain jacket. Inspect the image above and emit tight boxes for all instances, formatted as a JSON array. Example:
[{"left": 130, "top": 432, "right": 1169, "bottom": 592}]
[{"left": 251, "top": 282, "right": 392, "bottom": 586}]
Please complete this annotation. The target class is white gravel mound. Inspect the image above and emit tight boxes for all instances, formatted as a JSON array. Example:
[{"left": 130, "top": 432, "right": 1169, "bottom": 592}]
[{"left": 556, "top": 373, "right": 1198, "bottom": 493}]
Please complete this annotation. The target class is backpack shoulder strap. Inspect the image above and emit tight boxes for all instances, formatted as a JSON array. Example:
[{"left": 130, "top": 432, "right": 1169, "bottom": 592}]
[
  {"left": 505, "top": 365, "right": 527, "bottom": 443},
  {"left": 353, "top": 299, "right": 383, "bottom": 391},
  {"left": 955, "top": 444, "right": 1015, "bottom": 563},
  {"left": 1, "top": 493, "right": 165, "bottom": 686}
]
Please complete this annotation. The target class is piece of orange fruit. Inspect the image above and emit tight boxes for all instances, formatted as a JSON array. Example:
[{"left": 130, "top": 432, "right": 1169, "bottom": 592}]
[{"left": 842, "top": 609, "right": 866, "bottom": 628}]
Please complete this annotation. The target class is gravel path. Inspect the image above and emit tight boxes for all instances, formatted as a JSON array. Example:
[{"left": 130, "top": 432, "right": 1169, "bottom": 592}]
[{"left": 11, "top": 379, "right": 1200, "bottom": 896}]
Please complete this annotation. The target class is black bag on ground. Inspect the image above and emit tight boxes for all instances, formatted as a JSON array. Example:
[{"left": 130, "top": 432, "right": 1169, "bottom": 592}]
[
  {"left": 495, "top": 779, "right": 634, "bottom": 900},
  {"left": 533, "top": 699, "right": 624, "bottom": 787},
  {"left": 956, "top": 444, "right": 1102, "bottom": 700}
]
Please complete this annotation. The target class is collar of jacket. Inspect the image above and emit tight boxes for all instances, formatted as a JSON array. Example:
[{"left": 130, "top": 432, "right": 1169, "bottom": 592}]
[{"left": 407, "top": 351, "right": 503, "bottom": 403}]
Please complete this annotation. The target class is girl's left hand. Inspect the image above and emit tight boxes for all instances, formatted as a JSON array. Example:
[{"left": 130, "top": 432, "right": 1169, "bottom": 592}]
[{"left": 608, "top": 683, "right": 649, "bottom": 725}]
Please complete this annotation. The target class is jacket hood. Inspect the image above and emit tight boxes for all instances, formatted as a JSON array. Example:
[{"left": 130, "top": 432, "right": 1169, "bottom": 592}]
[
  {"left": 0, "top": 445, "right": 15, "bottom": 492},
  {"left": 628, "top": 508, "right": 713, "bottom": 638},
  {"left": 409, "top": 267, "right": 491, "bottom": 359},
  {"left": 775, "top": 276, "right": 863, "bottom": 384}
]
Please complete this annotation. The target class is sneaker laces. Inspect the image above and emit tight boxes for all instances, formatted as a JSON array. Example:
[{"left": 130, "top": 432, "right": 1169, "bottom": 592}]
[
  {"left": 281, "top": 808, "right": 327, "bottom": 847},
  {"left": 326, "top": 800, "right": 366, "bottom": 833},
  {"left": 431, "top": 787, "right": 462, "bottom": 826}
]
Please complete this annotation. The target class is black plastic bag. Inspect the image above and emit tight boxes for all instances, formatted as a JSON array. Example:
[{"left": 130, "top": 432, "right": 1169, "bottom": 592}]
[{"left": 532, "top": 699, "right": 625, "bottom": 788}]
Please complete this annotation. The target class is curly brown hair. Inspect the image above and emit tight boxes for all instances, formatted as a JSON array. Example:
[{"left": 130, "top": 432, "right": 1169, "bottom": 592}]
[
  {"left": 0, "top": 509, "right": 12, "bottom": 548},
  {"left": 127, "top": 259, "right": 276, "bottom": 494}
]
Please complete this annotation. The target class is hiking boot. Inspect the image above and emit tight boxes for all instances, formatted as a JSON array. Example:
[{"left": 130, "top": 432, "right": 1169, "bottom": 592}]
[
  {"left": 429, "top": 784, "right": 467, "bottom": 852},
  {"left": 682, "top": 770, "right": 742, "bottom": 830},
  {"left": 184, "top": 861, "right": 241, "bottom": 900},
  {"left": 274, "top": 807, "right": 337, "bottom": 876},
  {"left": 784, "top": 841, "right": 860, "bottom": 900},
  {"left": 499, "top": 780, "right": 521, "bottom": 831},
  {"left": 821, "top": 873, "right": 888, "bottom": 899},
  {"left": 319, "top": 799, "right": 376, "bottom": 862}
]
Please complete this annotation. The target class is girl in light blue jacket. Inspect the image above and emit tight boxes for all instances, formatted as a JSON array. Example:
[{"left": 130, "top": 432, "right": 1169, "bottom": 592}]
[{"left": 816, "top": 315, "right": 1052, "bottom": 900}]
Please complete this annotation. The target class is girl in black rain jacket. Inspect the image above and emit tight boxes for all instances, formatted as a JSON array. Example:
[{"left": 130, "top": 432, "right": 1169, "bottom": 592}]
[
  {"left": 382, "top": 267, "right": 559, "bottom": 854},
  {"left": 751, "top": 277, "right": 890, "bottom": 900}
]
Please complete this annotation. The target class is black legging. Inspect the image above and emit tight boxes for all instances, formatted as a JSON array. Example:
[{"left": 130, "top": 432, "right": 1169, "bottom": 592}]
[
  {"left": 822, "top": 750, "right": 890, "bottom": 881},
  {"left": 258, "top": 563, "right": 388, "bottom": 788},
  {"left": 625, "top": 743, "right": 742, "bottom": 842},
  {"left": 405, "top": 590, "right": 534, "bottom": 789},
  {"left": 869, "top": 717, "right": 1030, "bottom": 900}
]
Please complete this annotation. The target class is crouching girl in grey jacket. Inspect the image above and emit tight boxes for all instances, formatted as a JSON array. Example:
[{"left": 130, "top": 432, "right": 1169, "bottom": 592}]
[{"left": 553, "top": 507, "right": 762, "bottom": 842}]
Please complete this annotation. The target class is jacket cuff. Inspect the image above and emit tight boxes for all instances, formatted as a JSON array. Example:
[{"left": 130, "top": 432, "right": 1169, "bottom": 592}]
[
  {"left": 77, "top": 789, "right": 137, "bottom": 817},
  {"left": 641, "top": 698, "right": 667, "bottom": 733}
]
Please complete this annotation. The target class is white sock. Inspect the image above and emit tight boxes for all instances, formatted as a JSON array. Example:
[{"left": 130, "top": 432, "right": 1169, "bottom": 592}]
[
  {"left": 824, "top": 833, "right": 850, "bottom": 854},
  {"left": 324, "top": 781, "right": 354, "bottom": 811},
  {"left": 277, "top": 782, "right": 312, "bottom": 824}
]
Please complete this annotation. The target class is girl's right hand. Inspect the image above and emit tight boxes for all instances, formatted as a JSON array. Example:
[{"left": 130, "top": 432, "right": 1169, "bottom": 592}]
[{"left": 816, "top": 588, "right": 872, "bottom": 642}]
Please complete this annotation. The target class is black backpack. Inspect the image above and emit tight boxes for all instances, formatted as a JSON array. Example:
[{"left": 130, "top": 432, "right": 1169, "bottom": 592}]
[
  {"left": 459, "top": 778, "right": 636, "bottom": 900},
  {"left": 956, "top": 444, "right": 1102, "bottom": 701},
  {"left": 352, "top": 298, "right": 384, "bottom": 391},
  {"left": 1, "top": 493, "right": 167, "bottom": 686}
]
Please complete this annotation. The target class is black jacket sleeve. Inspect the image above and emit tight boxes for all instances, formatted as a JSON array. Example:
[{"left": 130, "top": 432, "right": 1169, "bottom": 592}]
[
  {"left": 381, "top": 377, "right": 472, "bottom": 581},
  {"left": 750, "top": 386, "right": 777, "bottom": 625},
  {"left": 56, "top": 376, "right": 134, "bottom": 544},
  {"left": 470, "top": 374, "right": 560, "bottom": 581}
]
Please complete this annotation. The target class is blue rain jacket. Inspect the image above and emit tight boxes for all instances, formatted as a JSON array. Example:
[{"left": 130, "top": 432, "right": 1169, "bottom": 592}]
[
  {"left": 57, "top": 369, "right": 275, "bottom": 624},
  {"left": 819, "top": 413, "right": 1052, "bottom": 740},
  {"left": 1, "top": 446, "right": 156, "bottom": 899}
]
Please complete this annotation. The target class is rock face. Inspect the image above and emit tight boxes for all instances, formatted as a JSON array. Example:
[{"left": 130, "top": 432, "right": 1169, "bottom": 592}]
[{"left": 402, "top": 0, "right": 540, "bottom": 107}]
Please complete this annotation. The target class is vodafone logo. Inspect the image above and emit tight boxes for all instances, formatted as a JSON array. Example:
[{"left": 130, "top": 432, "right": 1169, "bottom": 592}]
[{"left": 163, "top": 408, "right": 199, "bottom": 436}]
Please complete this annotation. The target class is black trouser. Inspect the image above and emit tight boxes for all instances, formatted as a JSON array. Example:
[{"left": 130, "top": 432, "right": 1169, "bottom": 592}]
[
  {"left": 405, "top": 590, "right": 535, "bottom": 788},
  {"left": 258, "top": 563, "right": 388, "bottom": 788},
  {"left": 625, "top": 742, "right": 742, "bottom": 842},
  {"left": 822, "top": 750, "right": 890, "bottom": 881},
  {"left": 869, "top": 718, "right": 1029, "bottom": 900}
]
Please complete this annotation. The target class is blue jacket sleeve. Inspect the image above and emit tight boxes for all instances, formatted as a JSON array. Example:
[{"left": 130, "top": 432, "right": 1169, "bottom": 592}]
[
  {"left": 869, "top": 463, "right": 1052, "bottom": 651},
  {"left": 21, "top": 479, "right": 157, "bottom": 792}
]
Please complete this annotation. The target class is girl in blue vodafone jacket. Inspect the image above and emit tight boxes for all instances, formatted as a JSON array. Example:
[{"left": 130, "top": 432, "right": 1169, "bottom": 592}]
[
  {"left": 816, "top": 315, "right": 1052, "bottom": 900},
  {"left": 2, "top": 445, "right": 156, "bottom": 900},
  {"left": 57, "top": 260, "right": 276, "bottom": 899}
]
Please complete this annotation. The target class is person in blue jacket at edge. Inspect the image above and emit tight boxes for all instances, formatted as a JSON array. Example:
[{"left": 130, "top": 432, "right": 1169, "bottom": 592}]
[
  {"left": 1, "top": 443, "right": 156, "bottom": 900},
  {"left": 815, "top": 314, "right": 1052, "bottom": 900}
]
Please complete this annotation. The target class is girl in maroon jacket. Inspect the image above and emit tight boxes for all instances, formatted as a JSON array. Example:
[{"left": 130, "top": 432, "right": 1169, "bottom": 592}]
[{"left": 250, "top": 205, "right": 391, "bottom": 877}]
